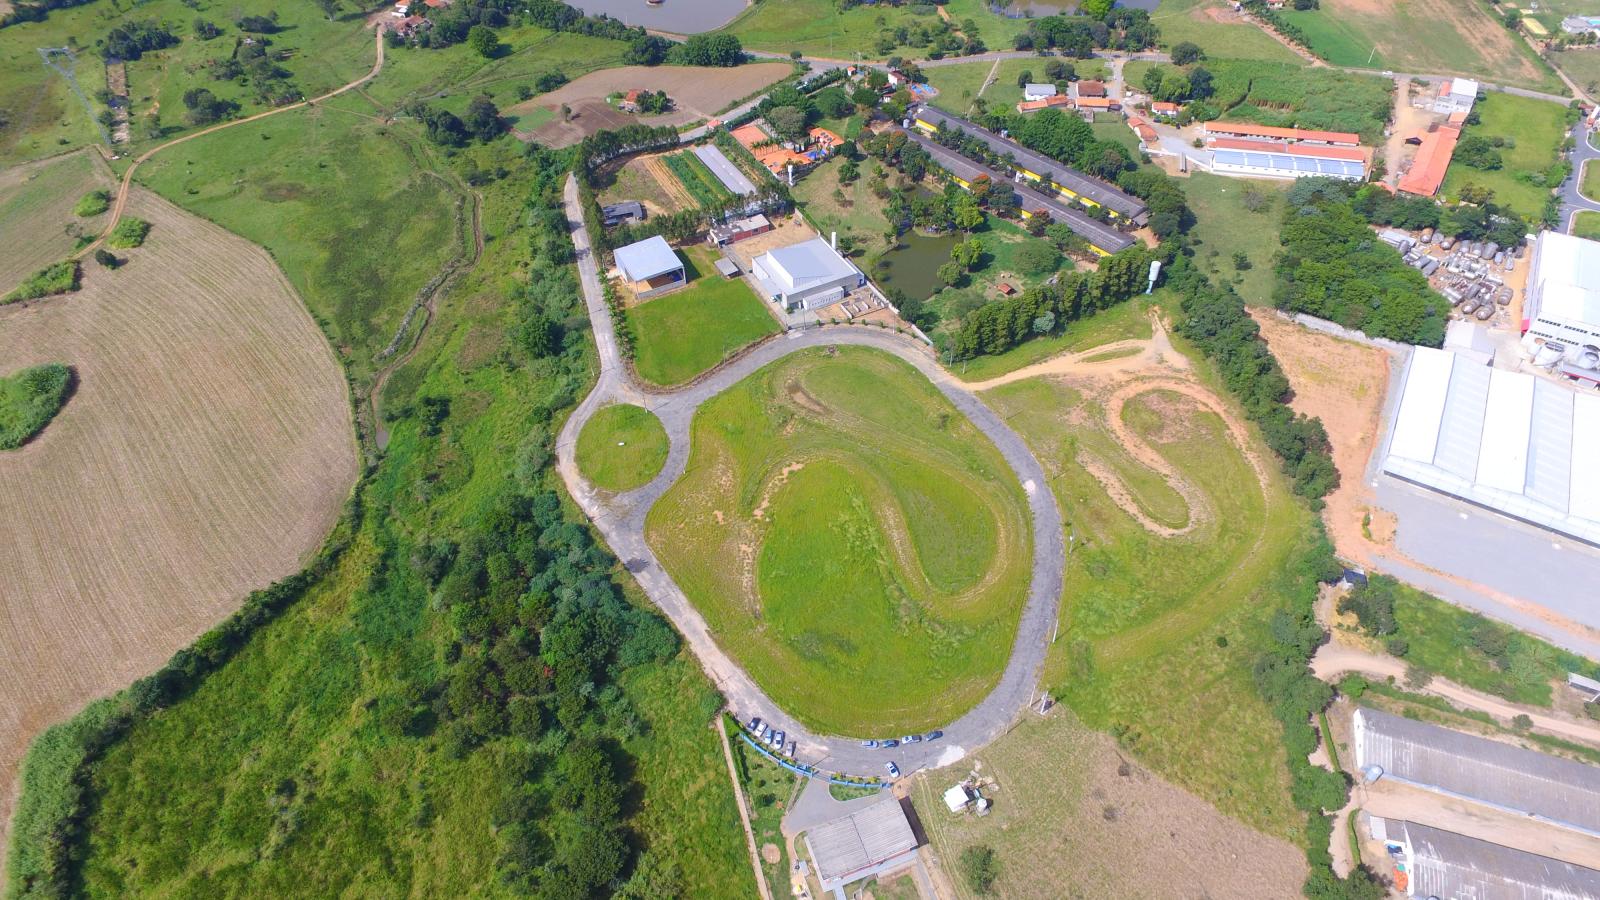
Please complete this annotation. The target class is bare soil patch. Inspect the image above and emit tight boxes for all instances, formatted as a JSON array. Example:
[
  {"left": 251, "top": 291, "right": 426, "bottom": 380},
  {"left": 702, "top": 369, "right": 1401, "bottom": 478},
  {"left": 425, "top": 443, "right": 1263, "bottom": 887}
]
[
  {"left": 914, "top": 709, "right": 1307, "bottom": 899},
  {"left": 0, "top": 189, "right": 357, "bottom": 848},
  {"left": 1250, "top": 310, "right": 1389, "bottom": 561},
  {"left": 509, "top": 63, "right": 790, "bottom": 147}
]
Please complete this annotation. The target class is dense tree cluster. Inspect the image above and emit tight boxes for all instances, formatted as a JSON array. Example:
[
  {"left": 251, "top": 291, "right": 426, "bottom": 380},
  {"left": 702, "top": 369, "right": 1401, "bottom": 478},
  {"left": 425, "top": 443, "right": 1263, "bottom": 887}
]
[
  {"left": 1170, "top": 259, "right": 1339, "bottom": 502},
  {"left": 1117, "top": 168, "right": 1193, "bottom": 239},
  {"left": 1012, "top": 8, "right": 1159, "bottom": 54},
  {"left": 102, "top": 20, "right": 179, "bottom": 61},
  {"left": 670, "top": 32, "right": 744, "bottom": 67},
  {"left": 413, "top": 95, "right": 507, "bottom": 147},
  {"left": 1273, "top": 178, "right": 1446, "bottom": 347}
]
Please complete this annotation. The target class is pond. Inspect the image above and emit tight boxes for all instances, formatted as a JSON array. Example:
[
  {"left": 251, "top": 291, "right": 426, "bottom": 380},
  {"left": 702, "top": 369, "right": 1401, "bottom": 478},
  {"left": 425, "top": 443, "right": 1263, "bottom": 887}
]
[
  {"left": 564, "top": 0, "right": 750, "bottom": 33},
  {"left": 874, "top": 231, "right": 960, "bottom": 302}
]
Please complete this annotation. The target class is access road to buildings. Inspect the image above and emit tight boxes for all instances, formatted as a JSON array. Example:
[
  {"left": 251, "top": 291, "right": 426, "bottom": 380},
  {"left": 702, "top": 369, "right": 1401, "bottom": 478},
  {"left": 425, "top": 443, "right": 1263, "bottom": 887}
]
[{"left": 554, "top": 174, "right": 1066, "bottom": 780}]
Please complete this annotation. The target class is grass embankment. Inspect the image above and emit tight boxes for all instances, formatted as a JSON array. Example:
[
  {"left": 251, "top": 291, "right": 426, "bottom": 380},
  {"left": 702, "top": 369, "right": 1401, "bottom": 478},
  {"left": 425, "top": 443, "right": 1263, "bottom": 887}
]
[
  {"left": 29, "top": 152, "right": 749, "bottom": 897},
  {"left": 1339, "top": 574, "right": 1599, "bottom": 707},
  {"left": 1183, "top": 173, "right": 1287, "bottom": 307},
  {"left": 576, "top": 403, "right": 670, "bottom": 491},
  {"left": 952, "top": 297, "right": 1154, "bottom": 382},
  {"left": 134, "top": 108, "right": 464, "bottom": 387},
  {"left": 1442, "top": 92, "right": 1569, "bottom": 221},
  {"left": 0, "top": 150, "right": 112, "bottom": 290},
  {"left": 1574, "top": 210, "right": 1600, "bottom": 240},
  {"left": 648, "top": 347, "right": 1034, "bottom": 735},
  {"left": 984, "top": 365, "right": 1312, "bottom": 838},
  {"left": 1282, "top": 0, "right": 1561, "bottom": 91},
  {"left": 627, "top": 246, "right": 779, "bottom": 386},
  {"left": 1149, "top": 0, "right": 1307, "bottom": 63},
  {"left": 724, "top": 0, "right": 1025, "bottom": 60},
  {"left": 0, "top": 363, "right": 73, "bottom": 450}
]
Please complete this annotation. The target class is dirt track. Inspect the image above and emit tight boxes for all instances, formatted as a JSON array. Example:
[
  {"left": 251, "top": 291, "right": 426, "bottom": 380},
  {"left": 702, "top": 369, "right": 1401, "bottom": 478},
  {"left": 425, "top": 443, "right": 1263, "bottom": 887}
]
[{"left": 0, "top": 189, "right": 358, "bottom": 863}]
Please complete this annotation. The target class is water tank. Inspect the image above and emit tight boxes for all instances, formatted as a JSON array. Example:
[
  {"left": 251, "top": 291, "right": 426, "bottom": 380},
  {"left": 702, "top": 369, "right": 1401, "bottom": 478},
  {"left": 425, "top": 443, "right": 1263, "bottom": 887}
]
[
  {"left": 1421, "top": 226, "right": 1435, "bottom": 240},
  {"left": 1494, "top": 251, "right": 1506, "bottom": 265},
  {"left": 1580, "top": 349, "right": 1600, "bottom": 370},
  {"left": 1362, "top": 765, "right": 1385, "bottom": 784},
  {"left": 1475, "top": 302, "right": 1494, "bottom": 320},
  {"left": 1461, "top": 297, "right": 1481, "bottom": 315},
  {"left": 1445, "top": 288, "right": 1464, "bottom": 305},
  {"left": 1535, "top": 343, "right": 1566, "bottom": 367},
  {"left": 1440, "top": 236, "right": 1455, "bottom": 250},
  {"left": 1485, "top": 241, "right": 1500, "bottom": 259}
]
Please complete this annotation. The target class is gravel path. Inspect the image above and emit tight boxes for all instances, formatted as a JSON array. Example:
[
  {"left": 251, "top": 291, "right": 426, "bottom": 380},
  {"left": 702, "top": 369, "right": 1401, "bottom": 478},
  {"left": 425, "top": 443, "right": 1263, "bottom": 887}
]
[{"left": 554, "top": 174, "right": 1066, "bottom": 779}]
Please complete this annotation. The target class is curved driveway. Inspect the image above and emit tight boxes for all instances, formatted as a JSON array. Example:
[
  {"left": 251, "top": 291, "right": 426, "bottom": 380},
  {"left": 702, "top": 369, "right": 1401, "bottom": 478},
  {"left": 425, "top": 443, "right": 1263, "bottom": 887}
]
[{"left": 554, "top": 175, "right": 1065, "bottom": 778}]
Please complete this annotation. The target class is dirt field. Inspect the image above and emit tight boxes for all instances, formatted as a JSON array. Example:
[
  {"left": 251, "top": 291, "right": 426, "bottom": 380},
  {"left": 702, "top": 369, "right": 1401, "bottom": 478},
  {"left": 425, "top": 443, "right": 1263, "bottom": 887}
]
[
  {"left": 1250, "top": 311, "right": 1395, "bottom": 557},
  {"left": 0, "top": 149, "right": 114, "bottom": 292},
  {"left": 0, "top": 189, "right": 358, "bottom": 851},
  {"left": 509, "top": 63, "right": 790, "bottom": 147},
  {"left": 594, "top": 152, "right": 694, "bottom": 217},
  {"left": 912, "top": 709, "right": 1308, "bottom": 900}
]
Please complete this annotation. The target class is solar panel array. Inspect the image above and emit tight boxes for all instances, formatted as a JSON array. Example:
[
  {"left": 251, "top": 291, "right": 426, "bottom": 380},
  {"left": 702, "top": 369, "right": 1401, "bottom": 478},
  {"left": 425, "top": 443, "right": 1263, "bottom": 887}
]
[{"left": 1211, "top": 147, "right": 1365, "bottom": 179}]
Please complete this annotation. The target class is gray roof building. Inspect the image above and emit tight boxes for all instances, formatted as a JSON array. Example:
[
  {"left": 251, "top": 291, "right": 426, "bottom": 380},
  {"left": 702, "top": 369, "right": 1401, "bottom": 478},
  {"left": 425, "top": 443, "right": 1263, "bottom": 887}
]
[
  {"left": 693, "top": 143, "right": 758, "bottom": 196},
  {"left": 911, "top": 106, "right": 1148, "bottom": 223},
  {"left": 752, "top": 236, "right": 864, "bottom": 311},
  {"left": 1370, "top": 817, "right": 1600, "bottom": 900},
  {"left": 1354, "top": 707, "right": 1600, "bottom": 836},
  {"left": 601, "top": 200, "right": 645, "bottom": 226},
  {"left": 908, "top": 131, "right": 1135, "bottom": 255},
  {"left": 1023, "top": 82, "right": 1058, "bottom": 100},
  {"left": 804, "top": 798, "right": 920, "bottom": 891}
]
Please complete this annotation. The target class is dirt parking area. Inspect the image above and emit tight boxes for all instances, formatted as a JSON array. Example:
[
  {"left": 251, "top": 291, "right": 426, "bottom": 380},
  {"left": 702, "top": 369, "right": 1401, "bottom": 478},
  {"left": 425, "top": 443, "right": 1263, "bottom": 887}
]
[
  {"left": 510, "top": 63, "right": 791, "bottom": 147},
  {"left": 913, "top": 709, "right": 1307, "bottom": 900}
]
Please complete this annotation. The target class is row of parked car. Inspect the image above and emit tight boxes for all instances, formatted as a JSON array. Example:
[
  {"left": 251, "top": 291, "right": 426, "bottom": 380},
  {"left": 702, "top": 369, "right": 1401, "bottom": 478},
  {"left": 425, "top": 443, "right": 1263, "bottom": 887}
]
[
  {"left": 746, "top": 717, "right": 796, "bottom": 758},
  {"left": 862, "top": 731, "right": 942, "bottom": 749}
]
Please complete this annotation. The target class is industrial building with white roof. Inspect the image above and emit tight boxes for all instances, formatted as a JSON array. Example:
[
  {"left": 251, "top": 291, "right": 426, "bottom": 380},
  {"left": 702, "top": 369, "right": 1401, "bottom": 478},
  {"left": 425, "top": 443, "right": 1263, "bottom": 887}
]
[
  {"left": 751, "top": 236, "right": 865, "bottom": 312},
  {"left": 1369, "top": 817, "right": 1600, "bottom": 900},
  {"left": 1381, "top": 345, "right": 1600, "bottom": 546},
  {"left": 1524, "top": 231, "right": 1600, "bottom": 375},
  {"left": 1353, "top": 707, "right": 1600, "bottom": 836}
]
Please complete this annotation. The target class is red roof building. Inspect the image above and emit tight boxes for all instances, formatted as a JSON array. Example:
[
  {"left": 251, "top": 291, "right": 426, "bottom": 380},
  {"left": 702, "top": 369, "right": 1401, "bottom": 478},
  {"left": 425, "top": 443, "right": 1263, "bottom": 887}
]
[
  {"left": 1076, "top": 80, "right": 1107, "bottom": 98},
  {"left": 1203, "top": 121, "right": 1362, "bottom": 146},
  {"left": 1397, "top": 123, "right": 1461, "bottom": 197}
]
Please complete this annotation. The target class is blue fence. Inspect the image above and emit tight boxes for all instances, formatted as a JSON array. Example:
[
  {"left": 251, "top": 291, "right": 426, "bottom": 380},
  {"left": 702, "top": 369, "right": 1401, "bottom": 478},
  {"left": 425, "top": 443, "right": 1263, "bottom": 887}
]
[{"left": 737, "top": 732, "right": 886, "bottom": 790}]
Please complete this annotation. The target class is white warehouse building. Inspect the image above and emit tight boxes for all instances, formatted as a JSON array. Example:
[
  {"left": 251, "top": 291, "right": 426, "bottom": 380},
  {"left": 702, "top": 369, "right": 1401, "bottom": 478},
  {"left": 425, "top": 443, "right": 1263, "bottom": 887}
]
[
  {"left": 752, "top": 236, "right": 865, "bottom": 312},
  {"left": 1523, "top": 231, "right": 1600, "bottom": 376},
  {"left": 1207, "top": 138, "right": 1369, "bottom": 181},
  {"left": 1382, "top": 346, "right": 1600, "bottom": 545}
]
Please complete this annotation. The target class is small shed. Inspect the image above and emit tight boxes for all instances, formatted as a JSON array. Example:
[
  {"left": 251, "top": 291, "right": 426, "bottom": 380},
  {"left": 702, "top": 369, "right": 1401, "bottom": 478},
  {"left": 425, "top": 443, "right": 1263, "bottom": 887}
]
[
  {"left": 714, "top": 257, "right": 740, "bottom": 278},
  {"left": 943, "top": 784, "right": 973, "bottom": 812},
  {"left": 1570, "top": 673, "right": 1600, "bottom": 702},
  {"left": 996, "top": 282, "right": 1017, "bottom": 297},
  {"left": 601, "top": 201, "right": 645, "bottom": 227}
]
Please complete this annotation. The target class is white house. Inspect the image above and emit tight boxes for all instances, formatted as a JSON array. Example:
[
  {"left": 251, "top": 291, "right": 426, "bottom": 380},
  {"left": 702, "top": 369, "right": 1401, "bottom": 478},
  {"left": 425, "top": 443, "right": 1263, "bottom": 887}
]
[
  {"left": 1433, "top": 78, "right": 1479, "bottom": 115},
  {"left": 751, "top": 236, "right": 864, "bottom": 311},
  {"left": 1022, "top": 83, "right": 1058, "bottom": 102}
]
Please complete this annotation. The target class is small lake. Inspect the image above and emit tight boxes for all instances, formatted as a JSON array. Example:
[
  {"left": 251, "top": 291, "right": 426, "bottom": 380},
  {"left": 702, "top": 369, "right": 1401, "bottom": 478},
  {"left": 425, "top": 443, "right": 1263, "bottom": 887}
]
[
  {"left": 564, "top": 0, "right": 750, "bottom": 33},
  {"left": 874, "top": 231, "right": 960, "bottom": 301}
]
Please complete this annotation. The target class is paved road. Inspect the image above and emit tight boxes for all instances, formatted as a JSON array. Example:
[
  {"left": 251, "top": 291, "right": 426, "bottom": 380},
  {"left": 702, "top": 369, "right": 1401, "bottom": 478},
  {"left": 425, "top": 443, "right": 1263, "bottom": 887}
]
[
  {"left": 554, "top": 175, "right": 1066, "bottom": 780},
  {"left": 1559, "top": 120, "right": 1600, "bottom": 233}
]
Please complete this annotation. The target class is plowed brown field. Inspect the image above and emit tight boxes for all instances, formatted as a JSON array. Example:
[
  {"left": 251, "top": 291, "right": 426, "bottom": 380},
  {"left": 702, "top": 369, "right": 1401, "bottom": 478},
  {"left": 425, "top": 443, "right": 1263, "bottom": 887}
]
[
  {"left": 0, "top": 188, "right": 357, "bottom": 851},
  {"left": 0, "top": 150, "right": 113, "bottom": 292}
]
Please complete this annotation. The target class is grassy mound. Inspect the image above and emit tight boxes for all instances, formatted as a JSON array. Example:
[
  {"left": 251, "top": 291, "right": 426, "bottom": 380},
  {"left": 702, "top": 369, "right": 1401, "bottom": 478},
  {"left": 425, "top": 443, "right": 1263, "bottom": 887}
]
[
  {"left": 74, "top": 190, "right": 111, "bottom": 217},
  {"left": 647, "top": 346, "right": 1033, "bottom": 734},
  {"left": 576, "top": 403, "right": 669, "bottom": 491},
  {"left": 0, "top": 363, "right": 73, "bottom": 449}
]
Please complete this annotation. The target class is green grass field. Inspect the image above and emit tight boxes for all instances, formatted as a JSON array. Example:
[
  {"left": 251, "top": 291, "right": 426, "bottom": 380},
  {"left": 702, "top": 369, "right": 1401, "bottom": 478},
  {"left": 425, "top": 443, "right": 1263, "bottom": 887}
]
[
  {"left": 924, "top": 58, "right": 1107, "bottom": 115},
  {"left": 730, "top": 734, "right": 799, "bottom": 899},
  {"left": 576, "top": 404, "right": 670, "bottom": 491},
  {"left": 1149, "top": 0, "right": 1306, "bottom": 64},
  {"left": 723, "top": 0, "right": 1026, "bottom": 60},
  {"left": 0, "top": 150, "right": 112, "bottom": 291},
  {"left": 1282, "top": 0, "right": 1562, "bottom": 91},
  {"left": 1574, "top": 210, "right": 1600, "bottom": 240},
  {"left": 1553, "top": 49, "right": 1600, "bottom": 99},
  {"left": 1441, "top": 92, "right": 1568, "bottom": 221},
  {"left": 983, "top": 366, "right": 1310, "bottom": 838},
  {"left": 647, "top": 347, "right": 1034, "bottom": 735},
  {"left": 1183, "top": 173, "right": 1287, "bottom": 307},
  {"left": 133, "top": 105, "right": 465, "bottom": 386},
  {"left": 627, "top": 247, "right": 780, "bottom": 386},
  {"left": 58, "top": 153, "right": 750, "bottom": 900},
  {"left": 1199, "top": 58, "right": 1394, "bottom": 143}
]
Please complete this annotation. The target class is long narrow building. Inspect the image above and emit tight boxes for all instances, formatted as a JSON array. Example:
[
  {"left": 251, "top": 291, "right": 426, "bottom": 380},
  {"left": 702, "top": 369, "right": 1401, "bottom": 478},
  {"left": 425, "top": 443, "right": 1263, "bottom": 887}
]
[
  {"left": 910, "top": 106, "right": 1149, "bottom": 224},
  {"left": 907, "top": 131, "right": 1136, "bottom": 255}
]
